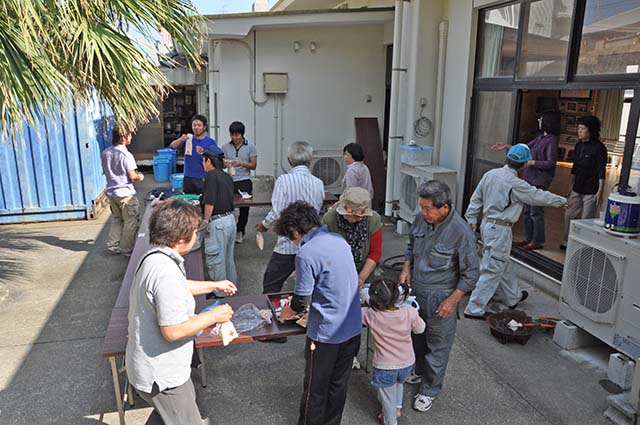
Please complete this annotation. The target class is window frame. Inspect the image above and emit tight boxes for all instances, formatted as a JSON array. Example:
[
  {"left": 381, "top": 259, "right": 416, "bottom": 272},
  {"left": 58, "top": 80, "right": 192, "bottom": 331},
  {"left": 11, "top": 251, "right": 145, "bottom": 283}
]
[{"left": 468, "top": 0, "right": 640, "bottom": 280}]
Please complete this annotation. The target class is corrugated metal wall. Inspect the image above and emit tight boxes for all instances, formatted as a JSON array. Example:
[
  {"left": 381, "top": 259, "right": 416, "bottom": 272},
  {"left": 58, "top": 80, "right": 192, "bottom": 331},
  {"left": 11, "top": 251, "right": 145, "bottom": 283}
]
[{"left": 0, "top": 99, "right": 114, "bottom": 224}]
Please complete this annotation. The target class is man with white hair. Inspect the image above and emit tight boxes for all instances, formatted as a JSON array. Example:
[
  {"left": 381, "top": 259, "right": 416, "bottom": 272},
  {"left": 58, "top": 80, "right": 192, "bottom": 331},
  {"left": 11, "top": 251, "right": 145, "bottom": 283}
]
[{"left": 256, "top": 141, "right": 325, "bottom": 301}]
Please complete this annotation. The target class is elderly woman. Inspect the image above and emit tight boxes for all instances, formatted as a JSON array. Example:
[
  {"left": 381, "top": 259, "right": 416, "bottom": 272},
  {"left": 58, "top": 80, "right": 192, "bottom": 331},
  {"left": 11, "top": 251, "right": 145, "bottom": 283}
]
[
  {"left": 126, "top": 198, "right": 237, "bottom": 425},
  {"left": 342, "top": 143, "right": 374, "bottom": 198},
  {"left": 322, "top": 187, "right": 382, "bottom": 287}
]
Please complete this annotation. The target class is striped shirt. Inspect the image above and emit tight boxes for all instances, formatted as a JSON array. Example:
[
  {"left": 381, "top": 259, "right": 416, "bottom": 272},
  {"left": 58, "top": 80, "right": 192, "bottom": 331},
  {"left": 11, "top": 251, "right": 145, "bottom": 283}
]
[{"left": 262, "top": 165, "right": 325, "bottom": 255}]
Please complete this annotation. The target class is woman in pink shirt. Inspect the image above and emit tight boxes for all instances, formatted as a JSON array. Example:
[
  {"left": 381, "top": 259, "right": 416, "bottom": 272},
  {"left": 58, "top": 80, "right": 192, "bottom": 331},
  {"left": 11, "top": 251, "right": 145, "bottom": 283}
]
[{"left": 362, "top": 279, "right": 426, "bottom": 425}]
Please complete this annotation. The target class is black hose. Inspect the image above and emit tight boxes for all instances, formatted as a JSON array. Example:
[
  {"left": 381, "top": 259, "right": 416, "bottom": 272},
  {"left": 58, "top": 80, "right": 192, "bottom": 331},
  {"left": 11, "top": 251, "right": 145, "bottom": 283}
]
[{"left": 382, "top": 254, "right": 406, "bottom": 272}]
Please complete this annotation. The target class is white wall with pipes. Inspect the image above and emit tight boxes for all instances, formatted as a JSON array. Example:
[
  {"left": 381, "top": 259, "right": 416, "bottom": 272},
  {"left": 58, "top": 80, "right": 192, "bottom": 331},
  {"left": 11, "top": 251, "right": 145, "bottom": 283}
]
[{"left": 212, "top": 24, "right": 387, "bottom": 177}]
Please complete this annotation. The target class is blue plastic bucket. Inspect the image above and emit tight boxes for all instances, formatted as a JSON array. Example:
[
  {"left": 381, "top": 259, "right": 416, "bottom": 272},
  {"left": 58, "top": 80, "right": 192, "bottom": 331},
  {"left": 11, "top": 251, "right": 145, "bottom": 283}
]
[
  {"left": 153, "top": 156, "right": 171, "bottom": 182},
  {"left": 157, "top": 148, "right": 176, "bottom": 174},
  {"left": 170, "top": 173, "right": 184, "bottom": 190}
]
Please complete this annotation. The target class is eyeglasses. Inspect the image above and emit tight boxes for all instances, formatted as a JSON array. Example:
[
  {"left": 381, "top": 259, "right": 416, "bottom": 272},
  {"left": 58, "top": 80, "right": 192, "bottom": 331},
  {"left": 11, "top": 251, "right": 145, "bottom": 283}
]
[{"left": 344, "top": 206, "right": 367, "bottom": 216}]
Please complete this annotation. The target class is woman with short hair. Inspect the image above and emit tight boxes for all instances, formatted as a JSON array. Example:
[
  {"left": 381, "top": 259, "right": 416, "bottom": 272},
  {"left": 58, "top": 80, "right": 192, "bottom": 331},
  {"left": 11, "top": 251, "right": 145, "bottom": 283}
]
[{"left": 342, "top": 142, "right": 374, "bottom": 198}]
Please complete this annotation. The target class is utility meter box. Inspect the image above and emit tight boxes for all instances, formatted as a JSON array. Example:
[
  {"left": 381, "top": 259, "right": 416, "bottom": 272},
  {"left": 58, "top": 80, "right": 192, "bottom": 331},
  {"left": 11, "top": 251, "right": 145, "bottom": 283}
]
[{"left": 264, "top": 72, "right": 288, "bottom": 94}]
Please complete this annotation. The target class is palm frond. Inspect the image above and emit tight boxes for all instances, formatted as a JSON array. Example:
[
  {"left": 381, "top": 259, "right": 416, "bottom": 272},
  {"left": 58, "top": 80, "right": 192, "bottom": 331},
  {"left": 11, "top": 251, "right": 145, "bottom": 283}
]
[{"left": 0, "top": 0, "right": 205, "bottom": 140}]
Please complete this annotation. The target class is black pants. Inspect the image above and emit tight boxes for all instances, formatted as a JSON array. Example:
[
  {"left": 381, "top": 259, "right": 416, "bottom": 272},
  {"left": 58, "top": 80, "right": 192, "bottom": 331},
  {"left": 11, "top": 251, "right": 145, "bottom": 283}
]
[
  {"left": 234, "top": 179, "right": 253, "bottom": 234},
  {"left": 183, "top": 176, "right": 204, "bottom": 195},
  {"left": 262, "top": 252, "right": 296, "bottom": 294},
  {"left": 298, "top": 335, "right": 361, "bottom": 425}
]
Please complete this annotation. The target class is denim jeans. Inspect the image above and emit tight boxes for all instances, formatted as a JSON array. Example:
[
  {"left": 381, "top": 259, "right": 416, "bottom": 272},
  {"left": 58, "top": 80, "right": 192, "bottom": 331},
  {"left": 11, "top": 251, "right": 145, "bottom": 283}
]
[
  {"left": 523, "top": 204, "right": 546, "bottom": 245},
  {"left": 204, "top": 214, "right": 237, "bottom": 284},
  {"left": 372, "top": 366, "right": 413, "bottom": 425}
]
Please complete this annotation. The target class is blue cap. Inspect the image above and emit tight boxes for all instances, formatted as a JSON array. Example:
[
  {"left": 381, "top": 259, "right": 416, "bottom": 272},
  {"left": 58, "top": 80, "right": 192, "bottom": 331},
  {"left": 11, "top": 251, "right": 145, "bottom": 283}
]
[
  {"left": 506, "top": 144, "right": 532, "bottom": 163},
  {"left": 203, "top": 144, "right": 224, "bottom": 157}
]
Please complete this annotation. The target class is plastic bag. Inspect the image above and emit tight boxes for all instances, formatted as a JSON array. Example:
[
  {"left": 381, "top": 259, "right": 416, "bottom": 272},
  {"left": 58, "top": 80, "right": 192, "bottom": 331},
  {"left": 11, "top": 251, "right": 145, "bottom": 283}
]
[{"left": 231, "top": 303, "right": 271, "bottom": 334}]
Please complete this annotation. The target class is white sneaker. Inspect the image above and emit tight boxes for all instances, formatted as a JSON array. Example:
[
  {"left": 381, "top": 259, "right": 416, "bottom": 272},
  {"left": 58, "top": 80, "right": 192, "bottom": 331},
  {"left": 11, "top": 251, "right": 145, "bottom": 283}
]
[
  {"left": 107, "top": 245, "right": 122, "bottom": 255},
  {"left": 405, "top": 371, "right": 422, "bottom": 385},
  {"left": 235, "top": 232, "right": 244, "bottom": 243},
  {"left": 413, "top": 394, "right": 434, "bottom": 412}
]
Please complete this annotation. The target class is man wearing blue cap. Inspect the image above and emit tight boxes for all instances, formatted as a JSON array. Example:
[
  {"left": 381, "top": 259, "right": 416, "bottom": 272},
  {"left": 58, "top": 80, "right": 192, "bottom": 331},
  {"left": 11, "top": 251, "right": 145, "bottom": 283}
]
[
  {"left": 201, "top": 145, "right": 237, "bottom": 286},
  {"left": 463, "top": 144, "right": 567, "bottom": 319}
]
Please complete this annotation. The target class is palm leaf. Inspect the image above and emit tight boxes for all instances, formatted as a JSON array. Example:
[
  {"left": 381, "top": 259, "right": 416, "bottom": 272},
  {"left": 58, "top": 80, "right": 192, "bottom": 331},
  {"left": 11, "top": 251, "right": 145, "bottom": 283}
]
[{"left": 0, "top": 0, "right": 205, "bottom": 140}]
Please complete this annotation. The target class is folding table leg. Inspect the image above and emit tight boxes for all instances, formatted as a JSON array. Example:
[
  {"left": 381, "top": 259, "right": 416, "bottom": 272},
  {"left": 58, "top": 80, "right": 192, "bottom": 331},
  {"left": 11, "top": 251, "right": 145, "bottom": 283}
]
[
  {"left": 109, "top": 356, "right": 126, "bottom": 425},
  {"left": 126, "top": 382, "right": 135, "bottom": 407},
  {"left": 198, "top": 347, "right": 207, "bottom": 387}
]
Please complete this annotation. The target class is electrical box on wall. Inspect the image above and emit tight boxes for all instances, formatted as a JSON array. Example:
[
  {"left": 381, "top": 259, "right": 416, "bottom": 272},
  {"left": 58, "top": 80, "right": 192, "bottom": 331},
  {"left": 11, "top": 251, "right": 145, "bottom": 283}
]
[{"left": 264, "top": 72, "right": 288, "bottom": 94}]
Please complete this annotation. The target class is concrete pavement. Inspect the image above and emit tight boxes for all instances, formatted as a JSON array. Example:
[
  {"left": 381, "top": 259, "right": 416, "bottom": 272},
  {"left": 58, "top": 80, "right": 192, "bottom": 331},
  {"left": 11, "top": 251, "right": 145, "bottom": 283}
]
[{"left": 0, "top": 176, "right": 612, "bottom": 424}]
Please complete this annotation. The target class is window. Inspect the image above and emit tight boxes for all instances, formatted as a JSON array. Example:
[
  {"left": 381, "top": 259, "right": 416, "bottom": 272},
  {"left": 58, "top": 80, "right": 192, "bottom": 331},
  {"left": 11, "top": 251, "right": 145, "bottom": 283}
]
[
  {"left": 518, "top": 0, "right": 575, "bottom": 79},
  {"left": 468, "top": 91, "right": 516, "bottom": 191},
  {"left": 476, "top": 3, "right": 520, "bottom": 77},
  {"left": 576, "top": 0, "right": 640, "bottom": 76}
]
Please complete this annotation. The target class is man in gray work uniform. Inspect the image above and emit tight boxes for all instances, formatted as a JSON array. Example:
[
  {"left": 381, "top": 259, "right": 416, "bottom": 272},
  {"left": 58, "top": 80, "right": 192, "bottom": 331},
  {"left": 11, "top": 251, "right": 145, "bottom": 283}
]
[
  {"left": 399, "top": 180, "right": 479, "bottom": 413},
  {"left": 464, "top": 144, "right": 567, "bottom": 319}
]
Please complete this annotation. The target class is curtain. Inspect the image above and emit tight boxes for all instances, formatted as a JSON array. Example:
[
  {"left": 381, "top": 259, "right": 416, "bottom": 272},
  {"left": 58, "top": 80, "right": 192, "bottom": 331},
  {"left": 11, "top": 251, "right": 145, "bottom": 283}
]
[
  {"left": 598, "top": 89, "right": 625, "bottom": 141},
  {"left": 482, "top": 24, "right": 504, "bottom": 77}
]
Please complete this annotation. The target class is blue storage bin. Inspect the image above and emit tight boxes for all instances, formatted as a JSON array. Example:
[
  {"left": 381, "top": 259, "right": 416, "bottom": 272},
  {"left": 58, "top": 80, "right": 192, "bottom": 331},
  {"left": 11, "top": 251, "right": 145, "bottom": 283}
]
[
  {"left": 157, "top": 148, "right": 176, "bottom": 174},
  {"left": 153, "top": 156, "right": 171, "bottom": 182},
  {"left": 170, "top": 173, "right": 184, "bottom": 191}
]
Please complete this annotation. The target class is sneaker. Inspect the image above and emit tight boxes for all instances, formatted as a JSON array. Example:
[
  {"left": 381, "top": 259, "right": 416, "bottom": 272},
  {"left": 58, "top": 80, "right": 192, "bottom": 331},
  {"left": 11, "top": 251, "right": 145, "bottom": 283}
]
[
  {"left": 508, "top": 290, "right": 529, "bottom": 310},
  {"left": 413, "top": 394, "right": 434, "bottom": 412},
  {"left": 123, "top": 251, "right": 132, "bottom": 258},
  {"left": 107, "top": 245, "right": 122, "bottom": 255},
  {"left": 235, "top": 232, "right": 244, "bottom": 244},
  {"left": 405, "top": 371, "right": 423, "bottom": 385},
  {"left": 463, "top": 312, "right": 490, "bottom": 320}
]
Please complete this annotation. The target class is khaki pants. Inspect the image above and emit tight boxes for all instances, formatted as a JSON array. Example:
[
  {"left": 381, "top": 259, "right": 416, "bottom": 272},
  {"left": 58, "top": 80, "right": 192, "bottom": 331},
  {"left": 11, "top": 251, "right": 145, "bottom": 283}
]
[
  {"left": 563, "top": 191, "right": 598, "bottom": 243},
  {"left": 107, "top": 195, "right": 140, "bottom": 254}
]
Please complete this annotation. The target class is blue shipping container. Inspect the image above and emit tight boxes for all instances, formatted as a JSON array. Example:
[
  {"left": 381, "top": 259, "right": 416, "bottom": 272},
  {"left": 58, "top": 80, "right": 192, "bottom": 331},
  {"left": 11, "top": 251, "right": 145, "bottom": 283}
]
[{"left": 0, "top": 98, "right": 113, "bottom": 224}]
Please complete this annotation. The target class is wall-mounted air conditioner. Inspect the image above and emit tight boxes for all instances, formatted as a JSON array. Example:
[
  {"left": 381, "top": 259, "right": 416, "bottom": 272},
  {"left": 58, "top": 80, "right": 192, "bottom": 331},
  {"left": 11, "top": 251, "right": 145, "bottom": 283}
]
[
  {"left": 398, "top": 165, "right": 457, "bottom": 223},
  {"left": 560, "top": 219, "right": 640, "bottom": 358},
  {"left": 310, "top": 149, "right": 346, "bottom": 194}
]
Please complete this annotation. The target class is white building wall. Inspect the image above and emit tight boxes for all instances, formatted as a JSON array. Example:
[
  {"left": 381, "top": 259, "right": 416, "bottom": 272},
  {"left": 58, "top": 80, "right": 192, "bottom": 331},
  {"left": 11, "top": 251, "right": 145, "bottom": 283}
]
[{"left": 216, "top": 24, "right": 387, "bottom": 177}]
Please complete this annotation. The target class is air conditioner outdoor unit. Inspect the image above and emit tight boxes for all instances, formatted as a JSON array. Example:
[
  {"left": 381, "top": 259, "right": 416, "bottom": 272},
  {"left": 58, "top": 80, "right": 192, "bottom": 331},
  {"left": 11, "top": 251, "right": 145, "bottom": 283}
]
[
  {"left": 398, "top": 165, "right": 457, "bottom": 223},
  {"left": 310, "top": 149, "right": 346, "bottom": 194},
  {"left": 560, "top": 219, "right": 640, "bottom": 358}
]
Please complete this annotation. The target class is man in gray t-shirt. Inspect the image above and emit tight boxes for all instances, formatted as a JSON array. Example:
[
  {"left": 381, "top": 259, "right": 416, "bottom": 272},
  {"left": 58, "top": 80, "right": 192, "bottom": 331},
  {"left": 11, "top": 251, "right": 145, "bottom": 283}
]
[
  {"left": 222, "top": 121, "right": 257, "bottom": 244},
  {"left": 100, "top": 126, "right": 144, "bottom": 256}
]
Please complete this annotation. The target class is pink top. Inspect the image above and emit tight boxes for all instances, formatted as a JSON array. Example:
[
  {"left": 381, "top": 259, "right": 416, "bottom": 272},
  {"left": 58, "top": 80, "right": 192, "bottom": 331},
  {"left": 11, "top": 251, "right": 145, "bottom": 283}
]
[{"left": 362, "top": 307, "right": 426, "bottom": 369}]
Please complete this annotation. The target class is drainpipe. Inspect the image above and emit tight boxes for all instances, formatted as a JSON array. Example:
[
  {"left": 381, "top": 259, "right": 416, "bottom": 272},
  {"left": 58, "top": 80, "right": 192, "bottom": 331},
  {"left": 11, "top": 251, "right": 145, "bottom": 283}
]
[
  {"left": 385, "top": 0, "right": 406, "bottom": 217},
  {"left": 433, "top": 20, "right": 449, "bottom": 166},
  {"left": 208, "top": 39, "right": 219, "bottom": 141},
  {"left": 404, "top": 0, "right": 420, "bottom": 149}
]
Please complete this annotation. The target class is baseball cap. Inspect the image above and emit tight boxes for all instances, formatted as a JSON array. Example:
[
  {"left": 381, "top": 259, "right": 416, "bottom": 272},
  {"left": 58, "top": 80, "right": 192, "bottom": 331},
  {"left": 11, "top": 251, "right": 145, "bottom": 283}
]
[
  {"left": 507, "top": 143, "right": 532, "bottom": 164},
  {"left": 203, "top": 144, "right": 224, "bottom": 157},
  {"left": 336, "top": 187, "right": 373, "bottom": 217}
]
